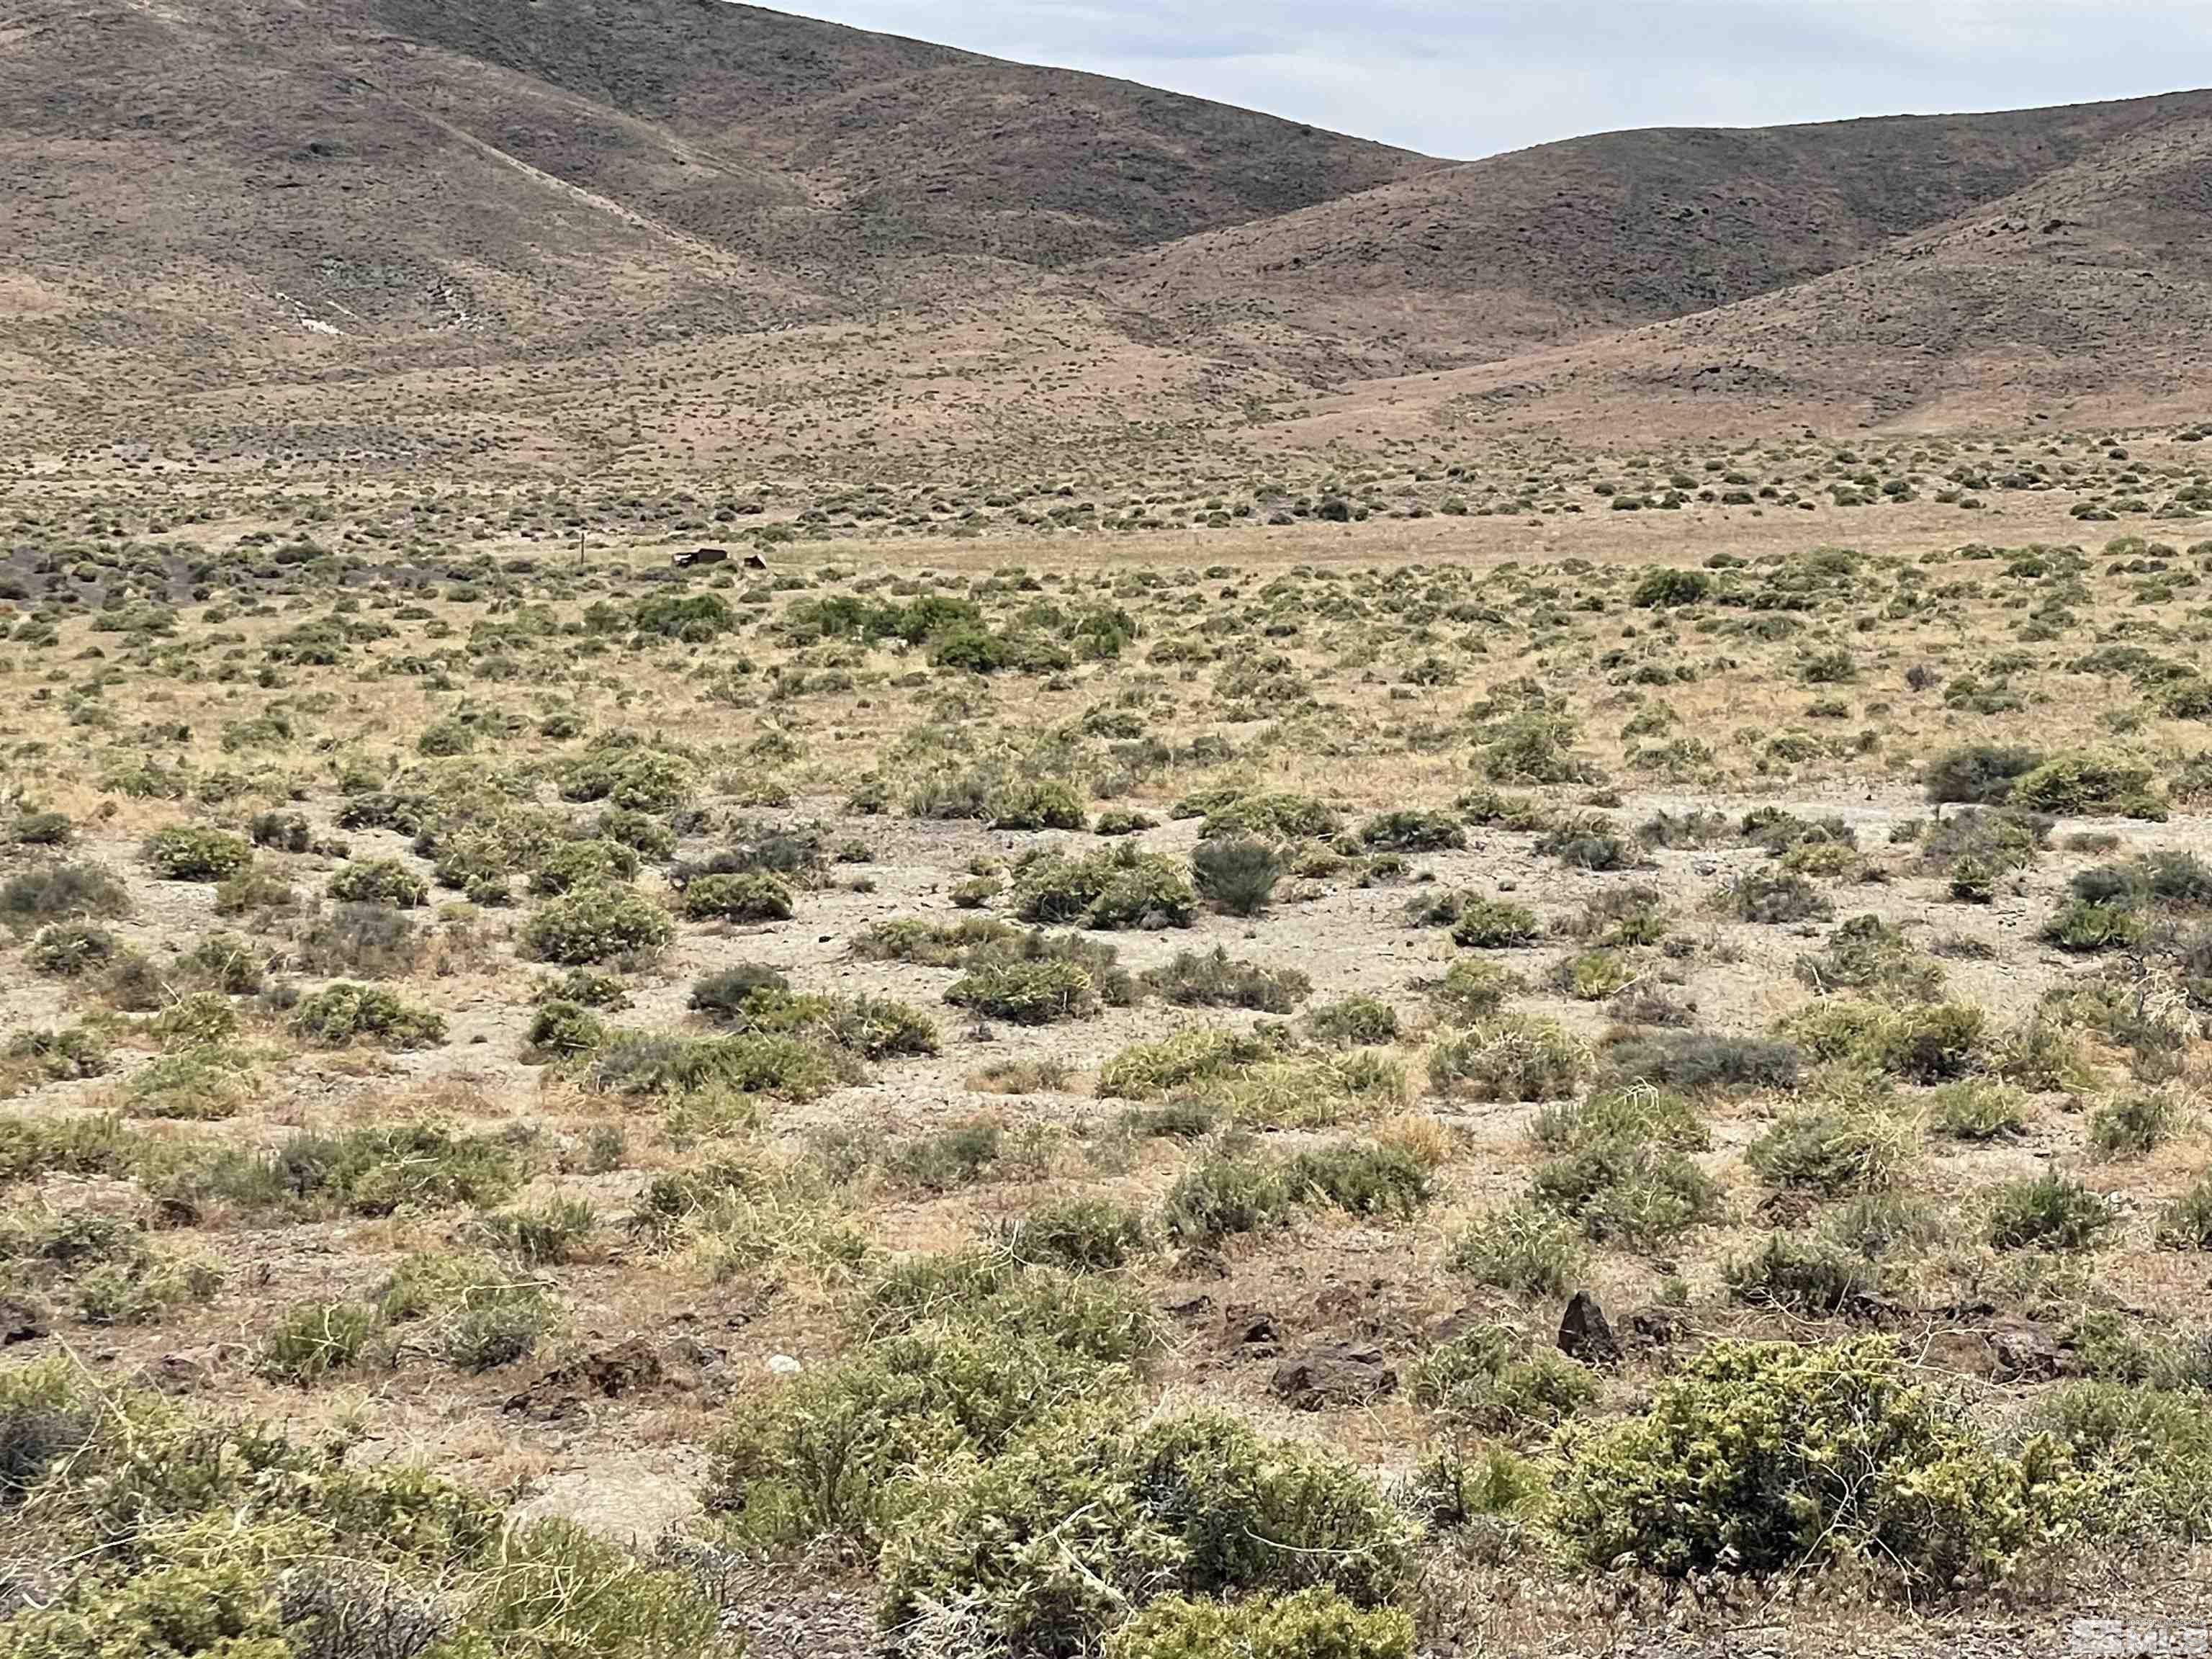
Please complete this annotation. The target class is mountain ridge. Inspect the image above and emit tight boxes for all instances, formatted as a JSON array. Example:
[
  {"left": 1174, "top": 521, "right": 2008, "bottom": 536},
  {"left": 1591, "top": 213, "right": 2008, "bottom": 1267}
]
[{"left": 1, "top": 0, "right": 2205, "bottom": 461}]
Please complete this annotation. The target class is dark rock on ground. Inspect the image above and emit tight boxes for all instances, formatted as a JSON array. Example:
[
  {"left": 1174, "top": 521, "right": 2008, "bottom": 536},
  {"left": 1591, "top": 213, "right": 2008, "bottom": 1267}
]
[
  {"left": 1225, "top": 1302, "right": 1280, "bottom": 1351},
  {"left": 1269, "top": 1341, "right": 1398, "bottom": 1411},
  {"left": 1557, "top": 1290, "right": 1621, "bottom": 1365},
  {"left": 0, "top": 1295, "right": 49, "bottom": 1346},
  {"left": 505, "top": 1336, "right": 691, "bottom": 1421}
]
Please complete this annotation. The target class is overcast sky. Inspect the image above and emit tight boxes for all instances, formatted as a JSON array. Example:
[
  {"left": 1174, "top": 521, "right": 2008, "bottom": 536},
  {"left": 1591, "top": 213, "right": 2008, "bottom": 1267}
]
[{"left": 786, "top": 1, "right": 2212, "bottom": 159}]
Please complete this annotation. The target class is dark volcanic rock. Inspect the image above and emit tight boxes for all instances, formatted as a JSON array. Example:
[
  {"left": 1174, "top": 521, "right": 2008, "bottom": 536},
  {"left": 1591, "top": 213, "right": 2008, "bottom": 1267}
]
[
  {"left": 1269, "top": 1341, "right": 1398, "bottom": 1411},
  {"left": 1557, "top": 1290, "right": 1621, "bottom": 1365}
]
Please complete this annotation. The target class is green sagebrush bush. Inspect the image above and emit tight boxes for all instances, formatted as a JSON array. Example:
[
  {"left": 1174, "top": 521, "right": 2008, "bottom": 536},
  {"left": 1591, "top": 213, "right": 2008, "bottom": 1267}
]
[
  {"left": 878, "top": 1406, "right": 1416, "bottom": 1659},
  {"left": 1552, "top": 1337, "right": 2031, "bottom": 1591},
  {"left": 290, "top": 982, "right": 447, "bottom": 1049},
  {"left": 706, "top": 1265, "right": 1156, "bottom": 1553},
  {"left": 1986, "top": 1170, "right": 2116, "bottom": 1251},
  {"left": 1411, "top": 1323, "right": 1595, "bottom": 1440},
  {"left": 26, "top": 922, "right": 117, "bottom": 977},
  {"left": 327, "top": 857, "right": 428, "bottom": 907},
  {"left": 1429, "top": 1017, "right": 1586, "bottom": 1102},
  {"left": 2010, "top": 752, "right": 2164, "bottom": 819},
  {"left": 1447, "top": 896, "right": 1540, "bottom": 948},
  {"left": 143, "top": 824, "right": 253, "bottom": 882},
  {"left": 1445, "top": 1202, "right": 1586, "bottom": 1298},
  {"left": 194, "top": 1120, "right": 521, "bottom": 1218},
  {"left": 587, "top": 1029, "right": 856, "bottom": 1102},
  {"left": 1162, "top": 1154, "right": 1297, "bottom": 1243},
  {"left": 532, "top": 837, "right": 642, "bottom": 896},
  {"left": 2, "top": 860, "right": 131, "bottom": 929},
  {"left": 678, "top": 871, "right": 795, "bottom": 923},
  {"left": 997, "top": 1196, "right": 1151, "bottom": 1272},
  {"left": 521, "top": 883, "right": 675, "bottom": 963},
  {"left": 1103, "top": 1589, "right": 1413, "bottom": 1659},
  {"left": 558, "top": 743, "right": 696, "bottom": 813},
  {"left": 1017, "top": 842, "right": 1196, "bottom": 930},
  {"left": 1098, "top": 1027, "right": 1282, "bottom": 1101},
  {"left": 0, "top": 1359, "right": 735, "bottom": 1659},
  {"left": 1147, "top": 947, "right": 1310, "bottom": 1013},
  {"left": 947, "top": 956, "right": 1102, "bottom": 1024}
]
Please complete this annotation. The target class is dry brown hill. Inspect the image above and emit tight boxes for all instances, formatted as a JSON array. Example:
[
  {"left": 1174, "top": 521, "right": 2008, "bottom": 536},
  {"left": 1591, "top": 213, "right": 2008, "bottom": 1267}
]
[
  {"left": 2, "top": 0, "right": 2207, "bottom": 463},
  {"left": 0, "top": 0, "right": 1429, "bottom": 435},
  {"left": 1094, "top": 91, "right": 2212, "bottom": 387},
  {"left": 1271, "top": 109, "right": 2212, "bottom": 446}
]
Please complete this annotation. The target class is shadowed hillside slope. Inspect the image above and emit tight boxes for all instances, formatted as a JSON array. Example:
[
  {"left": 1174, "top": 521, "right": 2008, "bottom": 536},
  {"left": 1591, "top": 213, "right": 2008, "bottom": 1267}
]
[
  {"left": 1096, "top": 91, "right": 2212, "bottom": 385},
  {"left": 0, "top": 0, "right": 1429, "bottom": 427},
  {"left": 1, "top": 0, "right": 2207, "bottom": 461},
  {"left": 1268, "top": 109, "right": 2212, "bottom": 445}
]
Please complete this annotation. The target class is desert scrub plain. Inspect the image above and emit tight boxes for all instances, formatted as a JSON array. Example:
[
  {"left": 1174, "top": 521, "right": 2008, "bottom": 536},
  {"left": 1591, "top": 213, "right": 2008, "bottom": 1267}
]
[{"left": 11, "top": 435, "right": 2212, "bottom": 1656}]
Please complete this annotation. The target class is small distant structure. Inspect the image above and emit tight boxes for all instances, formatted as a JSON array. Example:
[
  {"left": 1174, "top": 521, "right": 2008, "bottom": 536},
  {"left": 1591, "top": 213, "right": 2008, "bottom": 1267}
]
[{"left": 671, "top": 546, "right": 729, "bottom": 569}]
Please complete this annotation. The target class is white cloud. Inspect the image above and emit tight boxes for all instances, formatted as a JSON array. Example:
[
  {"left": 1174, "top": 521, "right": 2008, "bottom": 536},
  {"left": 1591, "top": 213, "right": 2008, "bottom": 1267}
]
[{"left": 781, "top": 1, "right": 2212, "bottom": 156}]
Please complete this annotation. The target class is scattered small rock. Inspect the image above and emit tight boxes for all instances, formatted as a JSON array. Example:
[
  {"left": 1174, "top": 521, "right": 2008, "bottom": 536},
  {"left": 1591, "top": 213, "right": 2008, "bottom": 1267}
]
[
  {"left": 0, "top": 1295, "right": 50, "bottom": 1346},
  {"left": 1626, "top": 1305, "right": 1687, "bottom": 1352},
  {"left": 1987, "top": 1318, "right": 2072, "bottom": 1383},
  {"left": 1558, "top": 1290, "right": 1620, "bottom": 1366},
  {"left": 505, "top": 1336, "right": 680, "bottom": 1421},
  {"left": 1224, "top": 1302, "right": 1279, "bottom": 1350},
  {"left": 141, "top": 1349, "right": 215, "bottom": 1394},
  {"left": 1269, "top": 1341, "right": 1397, "bottom": 1411}
]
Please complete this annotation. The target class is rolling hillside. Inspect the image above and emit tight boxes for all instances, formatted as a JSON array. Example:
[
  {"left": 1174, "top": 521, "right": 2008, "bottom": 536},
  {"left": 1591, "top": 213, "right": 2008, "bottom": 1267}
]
[
  {"left": 1, "top": 0, "right": 2206, "bottom": 460},
  {"left": 1092, "top": 91, "right": 2212, "bottom": 385}
]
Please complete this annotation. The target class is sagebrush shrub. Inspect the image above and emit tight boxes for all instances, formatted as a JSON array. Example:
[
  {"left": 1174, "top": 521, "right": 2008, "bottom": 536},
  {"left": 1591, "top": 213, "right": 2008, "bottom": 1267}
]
[
  {"left": 1429, "top": 1017, "right": 1586, "bottom": 1102},
  {"left": 26, "top": 922, "right": 117, "bottom": 978},
  {"left": 1148, "top": 947, "right": 1309, "bottom": 1012},
  {"left": 2156, "top": 1172, "right": 2212, "bottom": 1249},
  {"left": 1190, "top": 836, "right": 1281, "bottom": 917},
  {"left": 1099, "top": 1027, "right": 1280, "bottom": 1100},
  {"left": 986, "top": 777, "right": 1087, "bottom": 831},
  {"left": 1748, "top": 1099, "right": 1916, "bottom": 1195},
  {"left": 2011, "top": 752, "right": 2162, "bottom": 818},
  {"left": 327, "top": 857, "right": 428, "bottom": 907},
  {"left": 1716, "top": 868, "right": 1833, "bottom": 924},
  {"left": 999, "top": 1197, "right": 1150, "bottom": 1272},
  {"left": 948, "top": 958, "right": 1100, "bottom": 1024},
  {"left": 1359, "top": 809, "right": 1464, "bottom": 852},
  {"left": 1020, "top": 843, "right": 1196, "bottom": 930},
  {"left": 1448, "top": 897, "right": 1540, "bottom": 949},
  {"left": 1303, "top": 993, "right": 1398, "bottom": 1047},
  {"left": 879, "top": 1408, "right": 1416, "bottom": 1655},
  {"left": 292, "top": 982, "right": 447, "bottom": 1049},
  {"left": 532, "top": 837, "right": 642, "bottom": 896},
  {"left": 143, "top": 825, "right": 253, "bottom": 882},
  {"left": 678, "top": 871, "right": 794, "bottom": 923},
  {"left": 1106, "top": 1589, "right": 1414, "bottom": 1659},
  {"left": 1723, "top": 1232, "right": 1882, "bottom": 1316},
  {"left": 523, "top": 884, "right": 674, "bottom": 963},
  {"left": 1532, "top": 1136, "right": 1721, "bottom": 1246},
  {"left": 1599, "top": 1029, "right": 1802, "bottom": 1095},
  {"left": 1412, "top": 1326, "right": 1596, "bottom": 1439},
  {"left": 1445, "top": 1203, "right": 1584, "bottom": 1297},
  {"left": 1924, "top": 745, "right": 2044, "bottom": 805},
  {"left": 1986, "top": 1171, "right": 2115, "bottom": 1251},
  {"left": 1552, "top": 1338, "right": 2031, "bottom": 1590},
  {"left": 2090, "top": 1092, "right": 2182, "bottom": 1160},
  {"left": 1163, "top": 1155, "right": 1296, "bottom": 1243},
  {"left": 1928, "top": 1079, "right": 2029, "bottom": 1141},
  {"left": 2, "top": 861, "right": 131, "bottom": 928},
  {"left": 1285, "top": 1140, "right": 1431, "bottom": 1219}
]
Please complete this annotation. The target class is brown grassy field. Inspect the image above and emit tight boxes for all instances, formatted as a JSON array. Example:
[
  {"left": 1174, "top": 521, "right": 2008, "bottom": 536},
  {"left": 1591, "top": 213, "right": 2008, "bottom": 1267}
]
[
  {"left": 6, "top": 449, "right": 2212, "bottom": 1655},
  {"left": 10, "top": 4, "right": 2212, "bottom": 1652}
]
